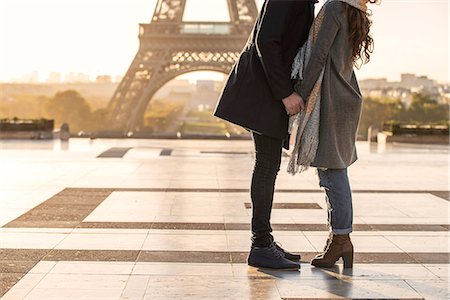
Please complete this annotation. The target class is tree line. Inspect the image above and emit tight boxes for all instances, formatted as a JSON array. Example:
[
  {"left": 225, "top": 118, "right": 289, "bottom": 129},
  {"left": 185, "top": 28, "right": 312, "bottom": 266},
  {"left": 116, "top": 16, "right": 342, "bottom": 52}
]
[
  {"left": 0, "top": 89, "right": 448, "bottom": 135},
  {"left": 358, "top": 93, "right": 449, "bottom": 138},
  {"left": 0, "top": 90, "right": 109, "bottom": 133}
]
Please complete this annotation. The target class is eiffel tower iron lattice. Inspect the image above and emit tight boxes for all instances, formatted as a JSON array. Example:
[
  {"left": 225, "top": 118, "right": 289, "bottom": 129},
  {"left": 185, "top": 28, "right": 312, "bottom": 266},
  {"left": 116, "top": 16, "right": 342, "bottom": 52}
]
[{"left": 108, "top": 0, "right": 259, "bottom": 133}]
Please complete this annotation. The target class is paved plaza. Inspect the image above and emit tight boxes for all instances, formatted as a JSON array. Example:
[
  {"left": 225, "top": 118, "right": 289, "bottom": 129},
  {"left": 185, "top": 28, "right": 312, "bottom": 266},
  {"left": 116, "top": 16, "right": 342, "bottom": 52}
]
[{"left": 0, "top": 138, "right": 449, "bottom": 299}]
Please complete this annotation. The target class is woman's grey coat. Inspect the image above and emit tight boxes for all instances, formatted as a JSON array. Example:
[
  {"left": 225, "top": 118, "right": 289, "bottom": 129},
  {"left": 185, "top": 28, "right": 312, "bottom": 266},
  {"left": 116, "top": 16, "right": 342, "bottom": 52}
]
[{"left": 296, "top": 1, "right": 363, "bottom": 169}]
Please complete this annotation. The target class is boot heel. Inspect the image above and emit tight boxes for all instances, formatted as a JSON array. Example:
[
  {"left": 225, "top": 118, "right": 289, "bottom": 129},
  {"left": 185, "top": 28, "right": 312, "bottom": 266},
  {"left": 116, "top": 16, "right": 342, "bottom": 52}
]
[{"left": 342, "top": 252, "right": 353, "bottom": 269}]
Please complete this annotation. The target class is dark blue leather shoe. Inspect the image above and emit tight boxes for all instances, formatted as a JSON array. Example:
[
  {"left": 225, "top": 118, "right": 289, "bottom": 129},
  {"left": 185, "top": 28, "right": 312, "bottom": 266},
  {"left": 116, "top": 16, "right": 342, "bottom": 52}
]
[
  {"left": 274, "top": 242, "right": 302, "bottom": 261},
  {"left": 247, "top": 244, "right": 300, "bottom": 270}
]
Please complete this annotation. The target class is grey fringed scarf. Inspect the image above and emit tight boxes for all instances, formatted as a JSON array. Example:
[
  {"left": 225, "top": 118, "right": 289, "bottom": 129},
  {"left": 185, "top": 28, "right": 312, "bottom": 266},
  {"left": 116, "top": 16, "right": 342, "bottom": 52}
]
[{"left": 287, "top": 0, "right": 368, "bottom": 175}]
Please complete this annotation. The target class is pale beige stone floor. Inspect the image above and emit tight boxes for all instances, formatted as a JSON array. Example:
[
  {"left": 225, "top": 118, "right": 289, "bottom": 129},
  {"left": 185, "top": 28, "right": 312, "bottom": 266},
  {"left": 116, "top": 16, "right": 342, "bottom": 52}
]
[{"left": 0, "top": 139, "right": 449, "bottom": 299}]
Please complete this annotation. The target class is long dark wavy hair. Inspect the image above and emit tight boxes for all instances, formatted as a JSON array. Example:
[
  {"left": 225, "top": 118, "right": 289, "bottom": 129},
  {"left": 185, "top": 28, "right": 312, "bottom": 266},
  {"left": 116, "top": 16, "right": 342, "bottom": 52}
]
[{"left": 345, "top": 1, "right": 378, "bottom": 67}]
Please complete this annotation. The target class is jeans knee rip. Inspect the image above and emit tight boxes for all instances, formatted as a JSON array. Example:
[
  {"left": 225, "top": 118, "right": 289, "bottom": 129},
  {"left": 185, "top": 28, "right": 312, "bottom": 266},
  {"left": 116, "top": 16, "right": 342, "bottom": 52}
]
[{"left": 325, "top": 194, "right": 333, "bottom": 228}]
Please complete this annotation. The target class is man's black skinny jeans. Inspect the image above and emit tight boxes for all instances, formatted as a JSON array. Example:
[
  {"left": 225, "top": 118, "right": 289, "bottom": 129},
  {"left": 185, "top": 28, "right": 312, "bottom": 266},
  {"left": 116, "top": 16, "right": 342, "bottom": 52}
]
[{"left": 250, "top": 131, "right": 283, "bottom": 247}]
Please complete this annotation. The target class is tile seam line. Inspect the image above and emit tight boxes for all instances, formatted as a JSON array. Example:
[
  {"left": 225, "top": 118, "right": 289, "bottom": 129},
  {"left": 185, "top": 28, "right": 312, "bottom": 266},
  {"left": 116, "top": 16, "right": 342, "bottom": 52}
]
[
  {"left": 420, "top": 264, "right": 443, "bottom": 280},
  {"left": 403, "top": 278, "right": 427, "bottom": 300},
  {"left": 21, "top": 263, "right": 50, "bottom": 299},
  {"left": 63, "top": 187, "right": 449, "bottom": 193}
]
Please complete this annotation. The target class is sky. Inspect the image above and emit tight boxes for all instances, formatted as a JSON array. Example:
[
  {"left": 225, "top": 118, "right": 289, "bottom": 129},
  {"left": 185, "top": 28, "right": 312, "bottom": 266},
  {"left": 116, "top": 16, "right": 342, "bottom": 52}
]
[{"left": 0, "top": 0, "right": 448, "bottom": 83}]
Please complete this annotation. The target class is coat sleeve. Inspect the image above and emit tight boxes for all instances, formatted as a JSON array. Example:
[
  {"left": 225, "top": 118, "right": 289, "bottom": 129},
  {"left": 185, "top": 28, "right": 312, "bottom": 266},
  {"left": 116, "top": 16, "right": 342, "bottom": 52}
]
[
  {"left": 256, "top": 0, "right": 308, "bottom": 101},
  {"left": 296, "top": 2, "right": 341, "bottom": 101}
]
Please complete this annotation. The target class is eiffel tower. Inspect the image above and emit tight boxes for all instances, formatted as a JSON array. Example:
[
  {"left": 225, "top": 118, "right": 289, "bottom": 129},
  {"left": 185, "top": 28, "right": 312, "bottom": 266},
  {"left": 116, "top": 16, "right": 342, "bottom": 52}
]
[{"left": 108, "top": 0, "right": 259, "bottom": 133}]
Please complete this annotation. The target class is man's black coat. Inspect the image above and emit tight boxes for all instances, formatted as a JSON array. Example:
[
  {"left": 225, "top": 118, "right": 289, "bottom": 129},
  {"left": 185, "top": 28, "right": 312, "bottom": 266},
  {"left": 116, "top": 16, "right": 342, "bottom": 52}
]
[{"left": 214, "top": 0, "right": 315, "bottom": 142}]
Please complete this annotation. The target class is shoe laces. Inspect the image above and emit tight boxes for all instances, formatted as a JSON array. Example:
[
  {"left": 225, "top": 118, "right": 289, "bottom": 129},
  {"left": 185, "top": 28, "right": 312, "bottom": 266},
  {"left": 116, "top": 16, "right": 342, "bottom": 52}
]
[
  {"left": 273, "top": 241, "right": 285, "bottom": 252},
  {"left": 269, "top": 243, "right": 285, "bottom": 258}
]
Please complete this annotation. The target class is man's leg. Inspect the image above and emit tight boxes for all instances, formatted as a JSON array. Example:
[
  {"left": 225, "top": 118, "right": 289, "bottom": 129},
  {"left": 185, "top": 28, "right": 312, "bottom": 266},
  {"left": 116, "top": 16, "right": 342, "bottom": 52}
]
[
  {"left": 250, "top": 131, "right": 282, "bottom": 247},
  {"left": 247, "top": 132, "right": 300, "bottom": 269}
]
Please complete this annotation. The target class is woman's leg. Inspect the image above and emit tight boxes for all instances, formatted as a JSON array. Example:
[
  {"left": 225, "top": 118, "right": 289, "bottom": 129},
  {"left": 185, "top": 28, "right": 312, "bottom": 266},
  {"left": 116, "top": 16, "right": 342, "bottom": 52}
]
[
  {"left": 250, "top": 131, "right": 283, "bottom": 247},
  {"left": 312, "top": 168, "right": 354, "bottom": 268},
  {"left": 317, "top": 168, "right": 353, "bottom": 234}
]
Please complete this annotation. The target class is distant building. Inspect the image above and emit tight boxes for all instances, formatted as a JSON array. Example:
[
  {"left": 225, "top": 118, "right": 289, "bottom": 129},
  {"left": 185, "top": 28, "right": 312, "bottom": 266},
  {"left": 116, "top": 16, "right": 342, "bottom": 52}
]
[
  {"left": 400, "top": 73, "right": 436, "bottom": 91},
  {"left": 30, "top": 71, "right": 39, "bottom": 83},
  {"left": 95, "top": 75, "right": 112, "bottom": 83},
  {"left": 359, "top": 73, "right": 444, "bottom": 107},
  {"left": 191, "top": 80, "right": 221, "bottom": 109},
  {"left": 358, "top": 78, "right": 389, "bottom": 90},
  {"left": 64, "top": 72, "right": 91, "bottom": 83},
  {"left": 47, "top": 72, "right": 62, "bottom": 83},
  {"left": 153, "top": 79, "right": 194, "bottom": 100}
]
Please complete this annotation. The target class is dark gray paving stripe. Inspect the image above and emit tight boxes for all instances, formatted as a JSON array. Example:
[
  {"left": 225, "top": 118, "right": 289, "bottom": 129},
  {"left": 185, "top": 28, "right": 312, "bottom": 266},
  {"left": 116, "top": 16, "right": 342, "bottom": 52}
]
[
  {"left": 431, "top": 191, "right": 450, "bottom": 201},
  {"left": 0, "top": 249, "right": 47, "bottom": 298},
  {"left": 139, "top": 251, "right": 450, "bottom": 264},
  {"left": 409, "top": 252, "right": 450, "bottom": 264},
  {"left": 282, "top": 298, "right": 425, "bottom": 300},
  {"left": 78, "top": 222, "right": 449, "bottom": 232},
  {"left": 369, "top": 224, "right": 449, "bottom": 231},
  {"left": 3, "top": 188, "right": 114, "bottom": 228},
  {"left": 0, "top": 273, "right": 28, "bottom": 298},
  {"left": 244, "top": 203, "right": 322, "bottom": 209},
  {"left": 97, "top": 147, "right": 132, "bottom": 158},
  {"left": 138, "top": 251, "right": 232, "bottom": 263},
  {"left": 1, "top": 249, "right": 448, "bottom": 264},
  {"left": 0, "top": 249, "right": 49, "bottom": 261},
  {"left": 20, "top": 250, "right": 450, "bottom": 264},
  {"left": 44, "top": 250, "right": 140, "bottom": 262},
  {"left": 160, "top": 148, "right": 173, "bottom": 156},
  {"left": 200, "top": 151, "right": 250, "bottom": 155},
  {"left": 0, "top": 261, "right": 38, "bottom": 274}
]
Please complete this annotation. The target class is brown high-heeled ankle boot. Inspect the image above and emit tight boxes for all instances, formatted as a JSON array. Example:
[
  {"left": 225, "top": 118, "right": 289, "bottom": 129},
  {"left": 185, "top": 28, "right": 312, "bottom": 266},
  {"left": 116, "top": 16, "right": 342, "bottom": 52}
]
[
  {"left": 322, "top": 231, "right": 333, "bottom": 251},
  {"left": 311, "top": 233, "right": 354, "bottom": 268}
]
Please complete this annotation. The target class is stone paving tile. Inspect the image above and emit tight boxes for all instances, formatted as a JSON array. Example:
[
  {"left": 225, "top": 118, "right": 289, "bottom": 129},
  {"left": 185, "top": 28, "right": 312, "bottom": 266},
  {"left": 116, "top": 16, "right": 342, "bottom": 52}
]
[
  {"left": 143, "top": 276, "right": 281, "bottom": 300},
  {"left": 423, "top": 264, "right": 449, "bottom": 278},
  {"left": 48, "top": 261, "right": 135, "bottom": 275},
  {"left": 54, "top": 232, "right": 148, "bottom": 250},
  {"left": 121, "top": 274, "right": 150, "bottom": 300},
  {"left": 405, "top": 279, "right": 450, "bottom": 300},
  {"left": 276, "top": 279, "right": 424, "bottom": 299},
  {"left": 0, "top": 140, "right": 449, "bottom": 299},
  {"left": 0, "top": 273, "right": 47, "bottom": 299},
  {"left": 0, "top": 232, "right": 68, "bottom": 249},
  {"left": 141, "top": 232, "right": 229, "bottom": 252},
  {"left": 32, "top": 273, "right": 129, "bottom": 290},
  {"left": 27, "top": 261, "right": 57, "bottom": 274},
  {"left": 132, "top": 262, "right": 234, "bottom": 276},
  {"left": 25, "top": 287, "right": 126, "bottom": 300},
  {"left": 384, "top": 235, "right": 450, "bottom": 253},
  {"left": 6, "top": 262, "right": 445, "bottom": 300},
  {"left": 234, "top": 263, "right": 440, "bottom": 280}
]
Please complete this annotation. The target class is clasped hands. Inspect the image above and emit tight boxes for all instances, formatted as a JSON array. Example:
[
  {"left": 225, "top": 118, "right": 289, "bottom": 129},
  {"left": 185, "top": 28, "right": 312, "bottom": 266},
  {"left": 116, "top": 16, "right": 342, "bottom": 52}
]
[{"left": 282, "top": 92, "right": 305, "bottom": 116}]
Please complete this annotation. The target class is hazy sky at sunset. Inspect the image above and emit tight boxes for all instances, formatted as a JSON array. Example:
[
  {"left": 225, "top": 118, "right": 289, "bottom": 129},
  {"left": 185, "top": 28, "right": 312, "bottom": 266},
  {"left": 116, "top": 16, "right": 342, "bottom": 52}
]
[{"left": 0, "top": 0, "right": 448, "bottom": 83}]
